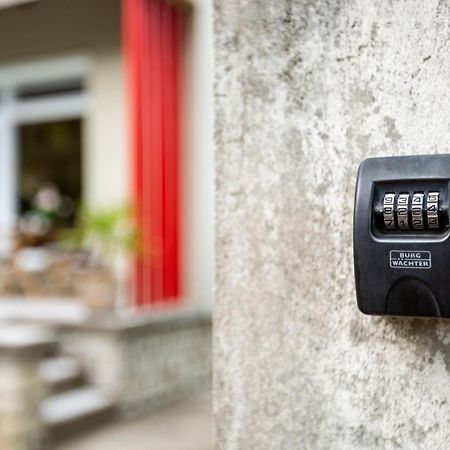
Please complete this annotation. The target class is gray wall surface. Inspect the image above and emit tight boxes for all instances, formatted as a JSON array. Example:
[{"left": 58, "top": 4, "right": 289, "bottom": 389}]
[{"left": 214, "top": 1, "right": 450, "bottom": 449}]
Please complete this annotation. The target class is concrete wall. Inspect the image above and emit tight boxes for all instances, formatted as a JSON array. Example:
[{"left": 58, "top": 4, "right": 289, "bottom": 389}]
[
  {"left": 59, "top": 311, "right": 212, "bottom": 415},
  {"left": 0, "top": 0, "right": 127, "bottom": 208},
  {"left": 214, "top": 1, "right": 450, "bottom": 449}
]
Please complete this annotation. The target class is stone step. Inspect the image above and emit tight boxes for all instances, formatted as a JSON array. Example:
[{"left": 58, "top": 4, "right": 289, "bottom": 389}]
[
  {"left": 0, "top": 322, "right": 56, "bottom": 347},
  {"left": 39, "top": 356, "right": 84, "bottom": 394},
  {"left": 40, "top": 386, "right": 115, "bottom": 440}
]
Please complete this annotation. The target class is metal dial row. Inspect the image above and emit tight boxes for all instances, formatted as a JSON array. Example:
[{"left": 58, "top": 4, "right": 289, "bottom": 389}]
[{"left": 383, "top": 192, "right": 439, "bottom": 231}]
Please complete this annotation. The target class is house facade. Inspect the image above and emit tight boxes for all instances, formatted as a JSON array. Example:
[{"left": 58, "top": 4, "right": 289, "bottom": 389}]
[{"left": 0, "top": 0, "right": 213, "bottom": 310}]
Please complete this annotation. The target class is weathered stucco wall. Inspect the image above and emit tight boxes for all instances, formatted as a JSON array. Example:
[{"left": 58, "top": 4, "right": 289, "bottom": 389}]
[{"left": 214, "top": 1, "right": 450, "bottom": 449}]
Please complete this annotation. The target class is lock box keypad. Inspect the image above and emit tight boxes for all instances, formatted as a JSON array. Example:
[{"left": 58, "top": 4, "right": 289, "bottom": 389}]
[
  {"left": 380, "top": 191, "right": 441, "bottom": 232},
  {"left": 373, "top": 183, "right": 448, "bottom": 235}
]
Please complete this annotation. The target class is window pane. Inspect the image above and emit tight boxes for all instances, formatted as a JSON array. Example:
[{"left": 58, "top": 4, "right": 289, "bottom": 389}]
[{"left": 18, "top": 118, "right": 82, "bottom": 224}]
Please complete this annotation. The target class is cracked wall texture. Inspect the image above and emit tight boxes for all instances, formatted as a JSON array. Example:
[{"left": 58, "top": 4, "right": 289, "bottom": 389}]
[{"left": 214, "top": 1, "right": 450, "bottom": 449}]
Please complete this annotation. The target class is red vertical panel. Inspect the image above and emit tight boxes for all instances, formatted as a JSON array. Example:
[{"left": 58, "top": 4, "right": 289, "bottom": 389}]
[
  {"left": 123, "top": 0, "right": 183, "bottom": 308},
  {"left": 161, "top": 4, "right": 182, "bottom": 300},
  {"left": 145, "top": 0, "right": 163, "bottom": 303},
  {"left": 123, "top": 0, "right": 144, "bottom": 306},
  {"left": 160, "top": 4, "right": 171, "bottom": 300},
  {"left": 171, "top": 7, "right": 182, "bottom": 299}
]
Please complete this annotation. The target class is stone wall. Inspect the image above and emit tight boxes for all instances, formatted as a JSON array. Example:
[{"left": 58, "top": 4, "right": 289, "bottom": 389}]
[
  {"left": 60, "top": 310, "right": 212, "bottom": 415},
  {"left": 214, "top": 1, "right": 450, "bottom": 449},
  {"left": 0, "top": 327, "right": 53, "bottom": 450},
  {"left": 0, "top": 353, "right": 43, "bottom": 449}
]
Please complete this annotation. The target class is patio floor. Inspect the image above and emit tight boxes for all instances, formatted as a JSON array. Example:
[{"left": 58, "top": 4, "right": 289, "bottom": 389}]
[{"left": 55, "top": 393, "right": 213, "bottom": 450}]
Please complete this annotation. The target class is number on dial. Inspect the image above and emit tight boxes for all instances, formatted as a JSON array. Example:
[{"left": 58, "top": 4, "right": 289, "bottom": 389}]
[
  {"left": 397, "top": 193, "right": 409, "bottom": 230},
  {"left": 411, "top": 193, "right": 424, "bottom": 230},
  {"left": 427, "top": 192, "right": 439, "bottom": 229},
  {"left": 383, "top": 193, "right": 395, "bottom": 230}
]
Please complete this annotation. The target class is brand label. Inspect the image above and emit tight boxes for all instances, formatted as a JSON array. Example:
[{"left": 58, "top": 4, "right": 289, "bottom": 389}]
[{"left": 390, "top": 250, "right": 431, "bottom": 269}]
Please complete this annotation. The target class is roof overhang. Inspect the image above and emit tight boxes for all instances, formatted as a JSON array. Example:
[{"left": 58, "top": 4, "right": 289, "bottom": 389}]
[{"left": 0, "top": 0, "right": 40, "bottom": 9}]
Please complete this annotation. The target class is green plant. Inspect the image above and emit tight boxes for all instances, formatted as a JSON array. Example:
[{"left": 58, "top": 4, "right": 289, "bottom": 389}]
[{"left": 63, "top": 205, "right": 139, "bottom": 269}]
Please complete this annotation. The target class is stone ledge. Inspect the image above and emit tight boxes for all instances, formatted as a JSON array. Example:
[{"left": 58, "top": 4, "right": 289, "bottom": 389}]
[
  {"left": 57, "top": 307, "right": 212, "bottom": 335},
  {"left": 0, "top": 325, "right": 56, "bottom": 355},
  {"left": 55, "top": 306, "right": 212, "bottom": 417}
]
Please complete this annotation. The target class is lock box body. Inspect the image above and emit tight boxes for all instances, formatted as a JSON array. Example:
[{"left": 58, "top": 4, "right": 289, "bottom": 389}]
[{"left": 354, "top": 154, "right": 450, "bottom": 318}]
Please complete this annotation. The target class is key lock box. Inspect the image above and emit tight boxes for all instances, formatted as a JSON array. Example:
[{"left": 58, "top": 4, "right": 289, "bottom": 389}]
[{"left": 354, "top": 154, "right": 450, "bottom": 318}]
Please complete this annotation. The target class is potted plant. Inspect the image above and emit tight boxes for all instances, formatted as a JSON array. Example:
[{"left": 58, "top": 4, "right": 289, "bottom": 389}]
[{"left": 64, "top": 206, "right": 138, "bottom": 310}]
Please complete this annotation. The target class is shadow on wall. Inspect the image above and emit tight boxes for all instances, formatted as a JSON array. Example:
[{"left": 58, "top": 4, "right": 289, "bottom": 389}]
[{"left": 350, "top": 315, "right": 450, "bottom": 370}]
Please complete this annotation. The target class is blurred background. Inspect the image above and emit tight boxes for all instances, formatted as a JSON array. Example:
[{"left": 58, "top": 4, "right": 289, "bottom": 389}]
[{"left": 0, "top": 0, "right": 213, "bottom": 449}]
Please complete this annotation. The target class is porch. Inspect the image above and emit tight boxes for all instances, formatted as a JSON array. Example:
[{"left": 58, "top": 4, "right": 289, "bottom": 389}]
[{"left": 0, "top": 300, "right": 211, "bottom": 448}]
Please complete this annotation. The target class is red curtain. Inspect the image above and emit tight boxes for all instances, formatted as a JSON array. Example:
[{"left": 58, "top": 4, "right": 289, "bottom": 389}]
[{"left": 123, "top": 0, "right": 183, "bottom": 307}]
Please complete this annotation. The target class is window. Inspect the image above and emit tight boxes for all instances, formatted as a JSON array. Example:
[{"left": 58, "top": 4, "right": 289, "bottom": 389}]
[
  {"left": 18, "top": 119, "right": 82, "bottom": 225},
  {"left": 0, "top": 56, "right": 87, "bottom": 253}
]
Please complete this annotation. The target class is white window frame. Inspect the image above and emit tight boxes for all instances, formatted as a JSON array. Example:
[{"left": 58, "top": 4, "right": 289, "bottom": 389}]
[{"left": 0, "top": 55, "right": 89, "bottom": 255}]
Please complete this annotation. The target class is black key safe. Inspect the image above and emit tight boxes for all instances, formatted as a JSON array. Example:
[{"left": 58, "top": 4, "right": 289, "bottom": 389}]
[{"left": 354, "top": 154, "right": 450, "bottom": 318}]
